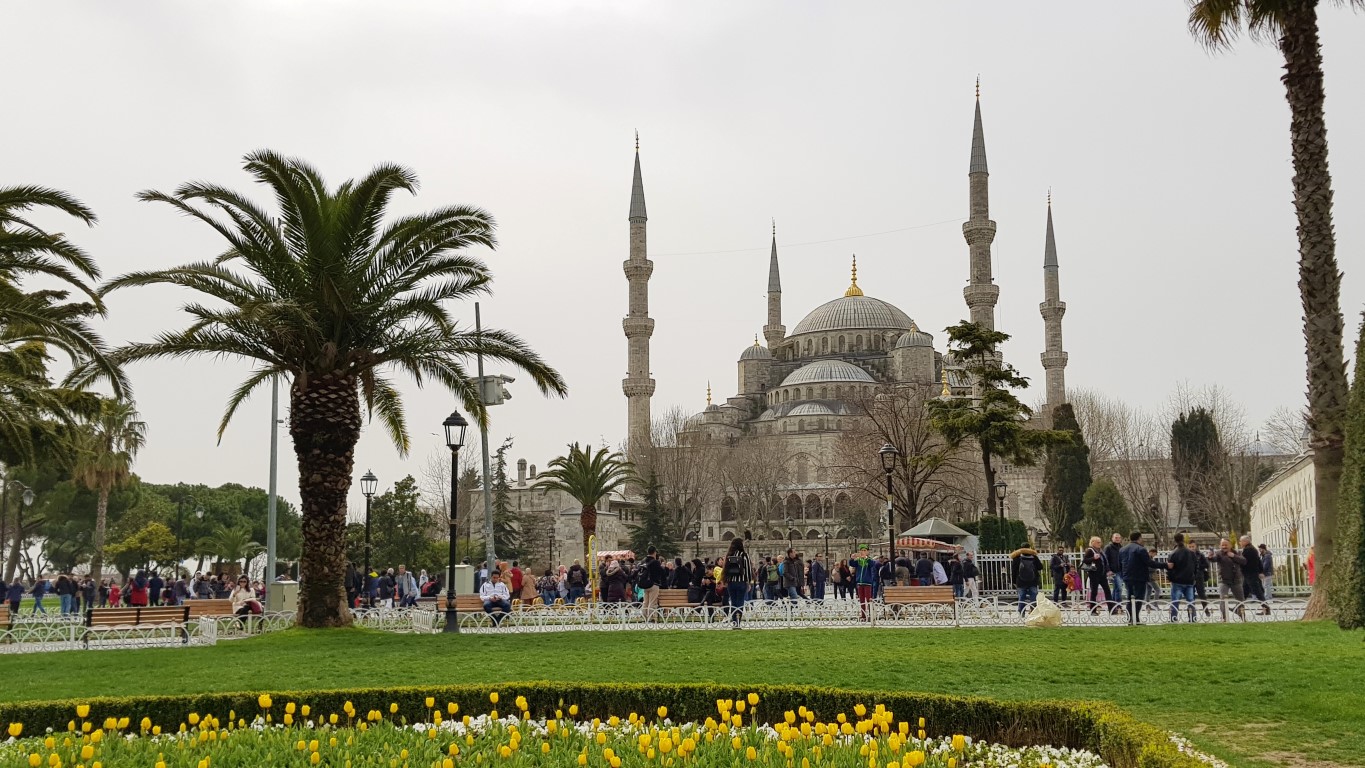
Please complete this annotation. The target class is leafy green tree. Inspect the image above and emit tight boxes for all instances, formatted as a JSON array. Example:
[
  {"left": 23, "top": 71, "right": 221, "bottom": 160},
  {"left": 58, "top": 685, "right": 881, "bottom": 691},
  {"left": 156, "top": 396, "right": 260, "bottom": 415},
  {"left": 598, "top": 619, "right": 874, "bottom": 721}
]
[
  {"left": 628, "top": 471, "right": 680, "bottom": 560},
  {"left": 533, "top": 443, "right": 637, "bottom": 561},
  {"left": 1171, "top": 407, "right": 1224, "bottom": 532},
  {"left": 1040, "top": 404, "right": 1092, "bottom": 545},
  {"left": 957, "top": 517, "right": 1028, "bottom": 552},
  {"left": 927, "top": 321, "right": 1068, "bottom": 516},
  {"left": 1078, "top": 478, "right": 1134, "bottom": 541},
  {"left": 368, "top": 475, "right": 434, "bottom": 573},
  {"left": 1330, "top": 318, "right": 1365, "bottom": 629},
  {"left": 1187, "top": 0, "right": 1357, "bottom": 620},
  {"left": 72, "top": 398, "right": 147, "bottom": 579},
  {"left": 107, "top": 522, "right": 178, "bottom": 574},
  {"left": 197, "top": 524, "right": 264, "bottom": 575},
  {"left": 99, "top": 151, "right": 567, "bottom": 627},
  {"left": 491, "top": 438, "right": 519, "bottom": 560}
]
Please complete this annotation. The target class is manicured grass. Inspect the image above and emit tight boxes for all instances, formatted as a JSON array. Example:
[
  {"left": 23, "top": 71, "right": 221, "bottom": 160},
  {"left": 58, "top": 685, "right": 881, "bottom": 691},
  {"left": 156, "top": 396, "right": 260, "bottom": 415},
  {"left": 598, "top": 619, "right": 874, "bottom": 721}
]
[{"left": 0, "top": 622, "right": 1359, "bottom": 768}]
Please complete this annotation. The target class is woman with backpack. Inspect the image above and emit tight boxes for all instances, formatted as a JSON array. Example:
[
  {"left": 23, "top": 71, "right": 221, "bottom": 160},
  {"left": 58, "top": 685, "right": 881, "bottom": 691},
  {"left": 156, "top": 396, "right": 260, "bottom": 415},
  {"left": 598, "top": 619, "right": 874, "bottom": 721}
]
[{"left": 718, "top": 538, "right": 753, "bottom": 629}]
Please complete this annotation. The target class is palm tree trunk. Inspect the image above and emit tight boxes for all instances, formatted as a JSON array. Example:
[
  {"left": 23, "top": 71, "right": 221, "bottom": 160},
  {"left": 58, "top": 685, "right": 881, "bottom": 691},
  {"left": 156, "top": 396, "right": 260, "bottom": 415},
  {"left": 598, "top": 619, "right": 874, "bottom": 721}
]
[
  {"left": 290, "top": 370, "right": 362, "bottom": 628},
  {"left": 580, "top": 503, "right": 597, "bottom": 563},
  {"left": 1278, "top": 0, "right": 1348, "bottom": 621},
  {"left": 89, "top": 486, "right": 110, "bottom": 579}
]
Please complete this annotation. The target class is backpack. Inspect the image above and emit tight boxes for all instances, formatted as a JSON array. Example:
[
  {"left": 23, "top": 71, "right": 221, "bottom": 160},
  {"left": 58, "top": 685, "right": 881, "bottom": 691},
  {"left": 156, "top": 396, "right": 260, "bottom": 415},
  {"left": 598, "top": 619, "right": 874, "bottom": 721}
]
[
  {"left": 1017, "top": 557, "right": 1037, "bottom": 584},
  {"left": 765, "top": 565, "right": 780, "bottom": 584},
  {"left": 636, "top": 563, "right": 655, "bottom": 590},
  {"left": 568, "top": 568, "right": 586, "bottom": 587},
  {"left": 724, "top": 554, "right": 745, "bottom": 580}
]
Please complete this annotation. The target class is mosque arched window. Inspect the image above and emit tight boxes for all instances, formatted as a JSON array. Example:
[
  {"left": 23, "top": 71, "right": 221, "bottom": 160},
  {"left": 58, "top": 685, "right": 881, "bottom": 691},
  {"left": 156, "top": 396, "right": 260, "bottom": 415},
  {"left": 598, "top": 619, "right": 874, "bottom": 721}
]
[
  {"left": 797, "top": 419, "right": 805, "bottom": 432},
  {"left": 838, "top": 336, "right": 846, "bottom": 353},
  {"left": 819, "top": 386, "right": 827, "bottom": 399},
  {"left": 804, "top": 339, "right": 812, "bottom": 356},
  {"left": 795, "top": 456, "right": 810, "bottom": 484},
  {"left": 821, "top": 338, "right": 828, "bottom": 354},
  {"left": 835, "top": 385, "right": 843, "bottom": 399},
  {"left": 806, "top": 387, "right": 813, "bottom": 399},
  {"left": 786, "top": 494, "right": 803, "bottom": 521},
  {"left": 804, "top": 494, "right": 821, "bottom": 519},
  {"left": 855, "top": 335, "right": 863, "bottom": 351}
]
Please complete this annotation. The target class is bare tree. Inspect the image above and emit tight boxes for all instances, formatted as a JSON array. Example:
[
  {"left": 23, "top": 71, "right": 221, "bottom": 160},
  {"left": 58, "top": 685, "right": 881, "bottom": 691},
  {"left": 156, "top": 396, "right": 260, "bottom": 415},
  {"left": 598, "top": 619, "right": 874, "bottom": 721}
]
[
  {"left": 831, "top": 384, "right": 974, "bottom": 531},
  {"left": 420, "top": 444, "right": 482, "bottom": 551},
  {"left": 716, "top": 437, "right": 790, "bottom": 541},
  {"left": 640, "top": 405, "right": 720, "bottom": 542},
  {"left": 1262, "top": 405, "right": 1309, "bottom": 456}
]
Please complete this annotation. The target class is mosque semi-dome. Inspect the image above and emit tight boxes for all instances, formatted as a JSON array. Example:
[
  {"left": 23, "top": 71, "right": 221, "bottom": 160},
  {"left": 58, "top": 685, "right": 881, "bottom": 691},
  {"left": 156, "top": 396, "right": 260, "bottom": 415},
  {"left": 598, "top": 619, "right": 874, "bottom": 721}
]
[
  {"left": 790, "top": 294, "right": 915, "bottom": 335},
  {"left": 780, "top": 359, "right": 876, "bottom": 387},
  {"left": 739, "top": 342, "right": 772, "bottom": 361},
  {"left": 787, "top": 402, "right": 836, "bottom": 417},
  {"left": 894, "top": 322, "right": 934, "bottom": 348}
]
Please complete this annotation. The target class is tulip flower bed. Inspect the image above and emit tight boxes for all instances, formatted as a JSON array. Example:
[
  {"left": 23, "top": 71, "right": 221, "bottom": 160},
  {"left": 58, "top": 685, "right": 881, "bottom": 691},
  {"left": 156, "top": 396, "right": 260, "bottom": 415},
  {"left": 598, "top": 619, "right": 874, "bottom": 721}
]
[{"left": 0, "top": 693, "right": 1120, "bottom": 768}]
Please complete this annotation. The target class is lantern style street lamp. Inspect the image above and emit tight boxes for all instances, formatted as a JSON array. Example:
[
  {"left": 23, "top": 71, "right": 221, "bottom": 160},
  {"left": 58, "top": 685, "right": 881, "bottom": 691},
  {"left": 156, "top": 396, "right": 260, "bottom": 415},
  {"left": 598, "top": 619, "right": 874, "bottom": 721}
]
[
  {"left": 879, "top": 443, "right": 899, "bottom": 577},
  {"left": 360, "top": 470, "right": 378, "bottom": 607},
  {"left": 442, "top": 410, "right": 469, "bottom": 633},
  {"left": 994, "top": 480, "right": 1008, "bottom": 518}
]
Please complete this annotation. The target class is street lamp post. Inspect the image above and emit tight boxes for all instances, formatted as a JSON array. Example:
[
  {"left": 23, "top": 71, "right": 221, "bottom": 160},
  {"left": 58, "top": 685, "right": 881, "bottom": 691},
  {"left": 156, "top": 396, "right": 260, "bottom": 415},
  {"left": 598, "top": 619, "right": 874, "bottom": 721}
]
[
  {"left": 175, "top": 495, "right": 202, "bottom": 578},
  {"left": 360, "top": 470, "right": 378, "bottom": 607},
  {"left": 12, "top": 482, "right": 35, "bottom": 579},
  {"left": 879, "top": 443, "right": 899, "bottom": 580},
  {"left": 994, "top": 480, "right": 1008, "bottom": 519},
  {"left": 443, "top": 410, "right": 469, "bottom": 634}
]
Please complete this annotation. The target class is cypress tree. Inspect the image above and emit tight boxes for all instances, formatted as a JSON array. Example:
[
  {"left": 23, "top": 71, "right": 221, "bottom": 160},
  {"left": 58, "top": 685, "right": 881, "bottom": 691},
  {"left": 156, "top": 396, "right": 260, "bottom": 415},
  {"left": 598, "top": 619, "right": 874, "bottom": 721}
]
[
  {"left": 1040, "top": 403, "right": 1092, "bottom": 545},
  {"left": 491, "top": 437, "right": 520, "bottom": 560},
  {"left": 1078, "top": 478, "right": 1134, "bottom": 541},
  {"left": 1170, "top": 408, "right": 1224, "bottom": 532},
  {"left": 1331, "top": 317, "right": 1365, "bottom": 629}
]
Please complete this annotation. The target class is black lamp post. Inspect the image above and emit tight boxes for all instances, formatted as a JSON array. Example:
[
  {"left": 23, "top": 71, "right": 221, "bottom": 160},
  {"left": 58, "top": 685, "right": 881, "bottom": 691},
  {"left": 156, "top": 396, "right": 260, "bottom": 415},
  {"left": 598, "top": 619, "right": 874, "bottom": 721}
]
[
  {"left": 175, "top": 495, "right": 202, "bottom": 578},
  {"left": 360, "top": 470, "right": 378, "bottom": 607},
  {"left": 993, "top": 480, "right": 1007, "bottom": 519},
  {"left": 13, "top": 481, "right": 35, "bottom": 572},
  {"left": 442, "top": 410, "right": 469, "bottom": 634},
  {"left": 879, "top": 443, "right": 899, "bottom": 577}
]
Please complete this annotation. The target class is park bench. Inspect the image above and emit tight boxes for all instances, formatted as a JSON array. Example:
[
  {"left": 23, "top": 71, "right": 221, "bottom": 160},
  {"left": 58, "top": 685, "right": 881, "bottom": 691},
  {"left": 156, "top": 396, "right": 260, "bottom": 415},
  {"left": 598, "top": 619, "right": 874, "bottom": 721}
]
[
  {"left": 415, "top": 595, "right": 487, "bottom": 613},
  {"left": 881, "top": 586, "right": 956, "bottom": 620},
  {"left": 0, "top": 605, "right": 9, "bottom": 630},
  {"left": 185, "top": 599, "right": 236, "bottom": 618},
  {"left": 657, "top": 589, "right": 698, "bottom": 617},
  {"left": 83, "top": 606, "right": 191, "bottom": 646}
]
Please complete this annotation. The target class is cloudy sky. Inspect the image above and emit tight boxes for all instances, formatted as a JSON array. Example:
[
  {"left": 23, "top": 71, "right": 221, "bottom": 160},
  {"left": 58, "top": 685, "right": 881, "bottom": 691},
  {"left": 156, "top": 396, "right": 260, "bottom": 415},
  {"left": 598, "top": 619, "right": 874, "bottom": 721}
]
[{"left": 5, "top": 1, "right": 1363, "bottom": 517}]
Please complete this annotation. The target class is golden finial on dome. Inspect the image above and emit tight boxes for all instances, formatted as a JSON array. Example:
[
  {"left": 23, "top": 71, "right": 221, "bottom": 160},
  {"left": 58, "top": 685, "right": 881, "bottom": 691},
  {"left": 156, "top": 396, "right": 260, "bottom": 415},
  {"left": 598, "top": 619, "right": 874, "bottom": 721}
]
[
  {"left": 844, "top": 254, "right": 864, "bottom": 297},
  {"left": 941, "top": 368, "right": 951, "bottom": 397},
  {"left": 706, "top": 381, "right": 712, "bottom": 406},
  {"left": 910, "top": 320, "right": 919, "bottom": 333},
  {"left": 754, "top": 334, "right": 760, "bottom": 347}
]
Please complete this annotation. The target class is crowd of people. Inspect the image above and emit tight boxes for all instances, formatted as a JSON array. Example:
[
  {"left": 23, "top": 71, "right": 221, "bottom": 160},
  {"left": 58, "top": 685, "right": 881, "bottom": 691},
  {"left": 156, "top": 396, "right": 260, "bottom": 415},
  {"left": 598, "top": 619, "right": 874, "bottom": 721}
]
[{"left": 2, "top": 571, "right": 269, "bottom": 620}]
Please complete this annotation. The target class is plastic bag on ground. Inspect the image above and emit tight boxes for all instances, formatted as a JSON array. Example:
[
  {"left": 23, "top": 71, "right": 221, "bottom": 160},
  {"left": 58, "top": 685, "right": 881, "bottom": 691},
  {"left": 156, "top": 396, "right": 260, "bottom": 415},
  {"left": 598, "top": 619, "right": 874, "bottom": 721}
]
[{"left": 1024, "top": 595, "right": 1062, "bottom": 628}]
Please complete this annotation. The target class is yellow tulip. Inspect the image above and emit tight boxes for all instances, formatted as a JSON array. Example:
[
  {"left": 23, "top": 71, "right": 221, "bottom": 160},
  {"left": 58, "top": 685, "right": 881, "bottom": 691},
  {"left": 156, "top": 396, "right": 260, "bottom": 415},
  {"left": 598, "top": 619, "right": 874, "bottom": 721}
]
[
  {"left": 736, "top": 700, "right": 746, "bottom": 713},
  {"left": 28, "top": 755, "right": 41, "bottom": 768},
  {"left": 489, "top": 692, "right": 499, "bottom": 705},
  {"left": 577, "top": 754, "right": 587, "bottom": 767},
  {"left": 80, "top": 746, "right": 94, "bottom": 760},
  {"left": 568, "top": 704, "right": 579, "bottom": 716},
  {"left": 657, "top": 706, "right": 668, "bottom": 719},
  {"left": 610, "top": 757, "right": 622, "bottom": 768},
  {"left": 8, "top": 723, "right": 21, "bottom": 738},
  {"left": 448, "top": 702, "right": 459, "bottom": 715},
  {"left": 283, "top": 714, "right": 293, "bottom": 726},
  {"left": 785, "top": 711, "right": 796, "bottom": 724},
  {"left": 542, "top": 743, "right": 551, "bottom": 754},
  {"left": 854, "top": 704, "right": 867, "bottom": 717},
  {"left": 952, "top": 734, "right": 965, "bottom": 752},
  {"left": 389, "top": 703, "right": 398, "bottom": 714},
  {"left": 516, "top": 696, "right": 528, "bottom": 711},
  {"left": 258, "top": 694, "right": 272, "bottom": 709},
  {"left": 309, "top": 753, "right": 320, "bottom": 765},
  {"left": 746, "top": 746, "right": 757, "bottom": 761},
  {"left": 747, "top": 693, "right": 760, "bottom": 706},
  {"left": 731, "top": 737, "right": 743, "bottom": 750}
]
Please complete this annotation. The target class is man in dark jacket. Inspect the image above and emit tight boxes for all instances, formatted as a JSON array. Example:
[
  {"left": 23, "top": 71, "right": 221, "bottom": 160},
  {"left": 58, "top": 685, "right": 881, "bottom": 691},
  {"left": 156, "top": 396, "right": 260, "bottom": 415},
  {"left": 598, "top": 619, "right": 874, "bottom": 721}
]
[
  {"left": 1103, "top": 533, "right": 1126, "bottom": 604},
  {"left": 914, "top": 554, "right": 934, "bottom": 587},
  {"left": 1209, "top": 538, "right": 1246, "bottom": 621},
  {"left": 1009, "top": 545, "right": 1043, "bottom": 617},
  {"left": 1240, "top": 535, "right": 1268, "bottom": 613},
  {"left": 1119, "top": 532, "right": 1152, "bottom": 624},
  {"left": 808, "top": 555, "right": 827, "bottom": 600},
  {"left": 1165, "top": 533, "right": 1197, "bottom": 622},
  {"left": 1049, "top": 547, "right": 1069, "bottom": 603},
  {"left": 1192, "top": 545, "right": 1211, "bottom": 615},
  {"left": 148, "top": 572, "right": 165, "bottom": 607}
]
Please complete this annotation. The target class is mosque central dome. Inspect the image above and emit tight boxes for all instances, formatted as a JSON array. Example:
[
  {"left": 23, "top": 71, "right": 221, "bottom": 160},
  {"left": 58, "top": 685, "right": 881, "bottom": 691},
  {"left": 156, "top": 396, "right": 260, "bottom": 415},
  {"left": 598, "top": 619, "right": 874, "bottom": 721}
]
[{"left": 791, "top": 294, "right": 915, "bottom": 335}]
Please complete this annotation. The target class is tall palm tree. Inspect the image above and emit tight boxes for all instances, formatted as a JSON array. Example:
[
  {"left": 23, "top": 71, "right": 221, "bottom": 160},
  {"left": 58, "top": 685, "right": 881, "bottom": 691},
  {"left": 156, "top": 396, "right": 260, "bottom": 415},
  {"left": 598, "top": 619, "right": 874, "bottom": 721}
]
[
  {"left": 101, "top": 151, "right": 567, "bottom": 627},
  {"left": 1188, "top": 0, "right": 1359, "bottom": 619},
  {"left": 0, "top": 186, "right": 123, "bottom": 394},
  {"left": 533, "top": 444, "right": 637, "bottom": 562},
  {"left": 71, "top": 398, "right": 147, "bottom": 580}
]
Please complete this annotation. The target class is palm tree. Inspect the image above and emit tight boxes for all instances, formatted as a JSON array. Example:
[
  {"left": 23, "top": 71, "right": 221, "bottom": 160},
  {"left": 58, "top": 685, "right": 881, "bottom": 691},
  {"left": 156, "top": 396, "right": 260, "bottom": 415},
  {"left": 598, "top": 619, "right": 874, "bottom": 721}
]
[
  {"left": 198, "top": 524, "right": 265, "bottom": 575},
  {"left": 101, "top": 151, "right": 567, "bottom": 627},
  {"left": 0, "top": 186, "right": 123, "bottom": 394},
  {"left": 71, "top": 398, "right": 147, "bottom": 580},
  {"left": 533, "top": 444, "right": 637, "bottom": 562},
  {"left": 1188, "top": 0, "right": 1358, "bottom": 620}
]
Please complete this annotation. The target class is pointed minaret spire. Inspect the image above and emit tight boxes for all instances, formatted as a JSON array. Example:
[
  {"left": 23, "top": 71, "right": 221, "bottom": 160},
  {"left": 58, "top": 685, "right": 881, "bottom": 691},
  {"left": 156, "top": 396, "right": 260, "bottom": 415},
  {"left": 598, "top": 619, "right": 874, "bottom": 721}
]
[
  {"left": 1040, "top": 193, "right": 1068, "bottom": 423},
  {"left": 845, "top": 254, "right": 864, "bottom": 297},
  {"left": 963, "top": 80, "right": 1000, "bottom": 338},
  {"left": 763, "top": 221, "right": 785, "bottom": 351},
  {"left": 622, "top": 135, "right": 655, "bottom": 459}
]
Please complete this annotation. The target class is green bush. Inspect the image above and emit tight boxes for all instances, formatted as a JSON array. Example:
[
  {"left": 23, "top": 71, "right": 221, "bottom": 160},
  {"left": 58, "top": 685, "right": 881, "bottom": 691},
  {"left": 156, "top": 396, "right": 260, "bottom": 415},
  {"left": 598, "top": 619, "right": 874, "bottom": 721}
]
[
  {"left": 0, "top": 681, "right": 1205, "bottom": 768},
  {"left": 959, "top": 517, "right": 1029, "bottom": 552}
]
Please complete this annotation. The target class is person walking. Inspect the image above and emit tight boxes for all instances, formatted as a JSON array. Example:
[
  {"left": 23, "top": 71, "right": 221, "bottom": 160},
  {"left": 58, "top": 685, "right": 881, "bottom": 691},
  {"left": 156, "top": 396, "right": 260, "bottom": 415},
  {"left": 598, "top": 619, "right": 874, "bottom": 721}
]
[
  {"left": 1119, "top": 532, "right": 1152, "bottom": 625},
  {"left": 719, "top": 537, "right": 753, "bottom": 629},
  {"left": 1209, "top": 538, "right": 1246, "bottom": 621},
  {"left": 849, "top": 545, "right": 880, "bottom": 622},
  {"left": 639, "top": 547, "right": 666, "bottom": 620},
  {"left": 1104, "top": 533, "right": 1126, "bottom": 605},
  {"left": 1259, "top": 544, "right": 1275, "bottom": 602},
  {"left": 1049, "top": 547, "right": 1069, "bottom": 603},
  {"left": 961, "top": 552, "right": 979, "bottom": 600},
  {"left": 808, "top": 555, "right": 827, "bottom": 600},
  {"left": 54, "top": 575, "right": 75, "bottom": 615},
  {"left": 830, "top": 560, "right": 846, "bottom": 599},
  {"left": 1082, "top": 536, "right": 1112, "bottom": 612},
  {"left": 30, "top": 577, "right": 49, "bottom": 614},
  {"left": 6, "top": 579, "right": 23, "bottom": 613},
  {"left": 1239, "top": 535, "right": 1268, "bottom": 615},
  {"left": 947, "top": 554, "right": 965, "bottom": 599},
  {"left": 1009, "top": 545, "right": 1043, "bottom": 617},
  {"left": 566, "top": 559, "right": 588, "bottom": 604},
  {"left": 395, "top": 565, "right": 418, "bottom": 608},
  {"left": 781, "top": 549, "right": 803, "bottom": 601},
  {"left": 914, "top": 552, "right": 934, "bottom": 587},
  {"left": 148, "top": 571, "right": 165, "bottom": 607},
  {"left": 1166, "top": 533, "right": 1197, "bottom": 622}
]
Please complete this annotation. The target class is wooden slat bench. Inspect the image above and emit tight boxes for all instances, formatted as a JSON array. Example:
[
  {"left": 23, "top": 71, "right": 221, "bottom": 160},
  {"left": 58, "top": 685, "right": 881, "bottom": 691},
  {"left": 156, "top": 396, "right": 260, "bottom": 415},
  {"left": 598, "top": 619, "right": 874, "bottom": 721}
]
[
  {"left": 185, "top": 599, "right": 236, "bottom": 618},
  {"left": 657, "top": 589, "right": 698, "bottom": 614},
  {"left": 416, "top": 595, "right": 486, "bottom": 613},
  {"left": 0, "top": 605, "right": 9, "bottom": 630},
  {"left": 882, "top": 586, "right": 956, "bottom": 619},
  {"left": 83, "top": 606, "right": 191, "bottom": 646}
]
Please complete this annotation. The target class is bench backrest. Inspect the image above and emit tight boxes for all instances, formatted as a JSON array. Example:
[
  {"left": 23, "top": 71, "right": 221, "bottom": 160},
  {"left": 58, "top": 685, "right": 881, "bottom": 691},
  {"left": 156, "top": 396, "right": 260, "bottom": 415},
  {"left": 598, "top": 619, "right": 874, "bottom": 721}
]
[
  {"left": 186, "top": 599, "right": 236, "bottom": 617},
  {"left": 416, "top": 595, "right": 484, "bottom": 612},
  {"left": 883, "top": 586, "right": 956, "bottom": 603},
  {"left": 657, "top": 589, "right": 695, "bottom": 607},
  {"left": 86, "top": 606, "right": 191, "bottom": 627},
  {"left": 0, "top": 605, "right": 9, "bottom": 627}
]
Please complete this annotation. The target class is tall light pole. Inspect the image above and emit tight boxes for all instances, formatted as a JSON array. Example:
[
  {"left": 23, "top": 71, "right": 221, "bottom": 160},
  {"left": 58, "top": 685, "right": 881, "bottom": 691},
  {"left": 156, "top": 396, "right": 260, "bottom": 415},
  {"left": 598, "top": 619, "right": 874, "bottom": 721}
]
[
  {"left": 360, "top": 470, "right": 378, "bottom": 608},
  {"left": 475, "top": 303, "right": 496, "bottom": 572},
  {"left": 12, "top": 482, "right": 34, "bottom": 580},
  {"left": 880, "top": 443, "right": 899, "bottom": 578},
  {"left": 443, "top": 410, "right": 469, "bottom": 634},
  {"left": 266, "top": 376, "right": 280, "bottom": 587},
  {"left": 175, "top": 494, "right": 201, "bottom": 576}
]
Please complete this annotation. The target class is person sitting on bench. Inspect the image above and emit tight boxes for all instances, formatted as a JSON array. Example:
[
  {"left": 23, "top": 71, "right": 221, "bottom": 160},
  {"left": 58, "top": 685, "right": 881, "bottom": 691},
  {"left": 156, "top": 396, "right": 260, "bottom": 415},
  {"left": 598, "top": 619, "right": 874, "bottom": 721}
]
[
  {"left": 479, "top": 569, "right": 512, "bottom": 626},
  {"left": 229, "top": 576, "right": 262, "bottom": 626}
]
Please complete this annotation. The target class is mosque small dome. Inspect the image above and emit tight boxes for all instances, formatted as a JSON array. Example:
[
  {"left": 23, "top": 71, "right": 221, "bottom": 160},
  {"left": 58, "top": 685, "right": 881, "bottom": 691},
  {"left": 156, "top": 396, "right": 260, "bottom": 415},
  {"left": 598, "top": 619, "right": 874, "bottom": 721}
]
[
  {"left": 894, "top": 322, "right": 934, "bottom": 349},
  {"left": 780, "top": 360, "right": 876, "bottom": 387},
  {"left": 739, "top": 343, "right": 772, "bottom": 361},
  {"left": 787, "top": 402, "right": 836, "bottom": 417}
]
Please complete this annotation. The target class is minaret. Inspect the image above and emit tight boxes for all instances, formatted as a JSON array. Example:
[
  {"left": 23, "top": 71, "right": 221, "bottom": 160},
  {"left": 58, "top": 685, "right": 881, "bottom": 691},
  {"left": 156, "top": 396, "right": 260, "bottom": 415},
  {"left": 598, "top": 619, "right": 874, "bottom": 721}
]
[
  {"left": 763, "top": 220, "right": 785, "bottom": 351},
  {"left": 622, "top": 133, "right": 655, "bottom": 459},
  {"left": 1040, "top": 193, "right": 1069, "bottom": 422},
  {"left": 962, "top": 79, "right": 1000, "bottom": 334}
]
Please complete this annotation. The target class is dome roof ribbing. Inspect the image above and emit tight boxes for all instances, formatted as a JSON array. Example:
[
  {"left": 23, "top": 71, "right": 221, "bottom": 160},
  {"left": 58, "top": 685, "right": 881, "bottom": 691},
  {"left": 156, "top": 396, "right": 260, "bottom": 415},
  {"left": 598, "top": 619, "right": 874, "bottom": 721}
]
[
  {"left": 894, "top": 322, "right": 934, "bottom": 349},
  {"left": 780, "top": 360, "right": 875, "bottom": 387},
  {"left": 787, "top": 402, "right": 836, "bottom": 417},
  {"left": 739, "top": 343, "right": 772, "bottom": 361},
  {"left": 791, "top": 295, "right": 915, "bottom": 335}
]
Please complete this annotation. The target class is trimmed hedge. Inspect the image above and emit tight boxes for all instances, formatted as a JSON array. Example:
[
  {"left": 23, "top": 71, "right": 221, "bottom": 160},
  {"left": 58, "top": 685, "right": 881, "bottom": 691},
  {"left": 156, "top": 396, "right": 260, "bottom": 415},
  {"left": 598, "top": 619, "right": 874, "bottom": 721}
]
[{"left": 0, "top": 681, "right": 1203, "bottom": 768}]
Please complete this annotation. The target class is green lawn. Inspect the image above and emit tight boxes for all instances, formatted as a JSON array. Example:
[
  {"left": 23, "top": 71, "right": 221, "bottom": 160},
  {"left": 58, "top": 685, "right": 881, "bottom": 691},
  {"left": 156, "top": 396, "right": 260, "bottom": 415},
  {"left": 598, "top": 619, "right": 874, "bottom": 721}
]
[{"left": 0, "top": 622, "right": 1359, "bottom": 768}]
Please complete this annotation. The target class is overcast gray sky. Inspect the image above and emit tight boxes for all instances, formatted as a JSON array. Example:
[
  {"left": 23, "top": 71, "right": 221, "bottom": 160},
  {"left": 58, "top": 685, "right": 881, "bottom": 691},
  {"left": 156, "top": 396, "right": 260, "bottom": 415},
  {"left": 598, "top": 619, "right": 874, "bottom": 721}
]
[{"left": 4, "top": 1, "right": 1363, "bottom": 517}]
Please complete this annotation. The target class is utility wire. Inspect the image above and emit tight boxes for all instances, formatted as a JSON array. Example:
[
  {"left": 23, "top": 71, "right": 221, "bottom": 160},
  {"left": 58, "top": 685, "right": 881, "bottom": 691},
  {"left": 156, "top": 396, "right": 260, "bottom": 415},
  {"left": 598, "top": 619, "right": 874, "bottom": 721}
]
[{"left": 654, "top": 216, "right": 965, "bottom": 257}]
